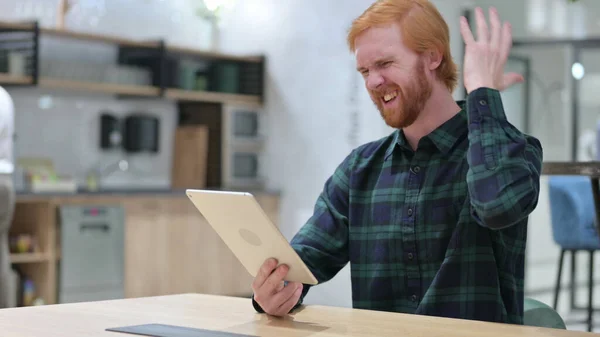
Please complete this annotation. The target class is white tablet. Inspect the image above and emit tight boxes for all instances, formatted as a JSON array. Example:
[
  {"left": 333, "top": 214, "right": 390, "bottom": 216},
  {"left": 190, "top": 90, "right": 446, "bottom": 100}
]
[{"left": 186, "top": 189, "right": 318, "bottom": 285}]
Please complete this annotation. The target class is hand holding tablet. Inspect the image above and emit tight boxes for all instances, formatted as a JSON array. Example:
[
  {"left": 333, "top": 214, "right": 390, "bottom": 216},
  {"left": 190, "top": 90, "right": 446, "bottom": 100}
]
[
  {"left": 186, "top": 189, "right": 316, "bottom": 316},
  {"left": 251, "top": 258, "right": 304, "bottom": 316},
  {"left": 186, "top": 189, "right": 318, "bottom": 284}
]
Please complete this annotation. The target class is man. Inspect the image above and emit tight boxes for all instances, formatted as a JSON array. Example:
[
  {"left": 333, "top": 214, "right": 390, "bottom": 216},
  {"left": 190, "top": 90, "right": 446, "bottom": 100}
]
[
  {"left": 0, "top": 85, "right": 15, "bottom": 308},
  {"left": 252, "top": 0, "right": 542, "bottom": 324}
]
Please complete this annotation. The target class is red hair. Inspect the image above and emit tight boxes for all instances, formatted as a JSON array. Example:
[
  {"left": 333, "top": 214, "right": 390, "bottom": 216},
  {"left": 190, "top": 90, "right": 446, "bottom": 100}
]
[{"left": 347, "top": 0, "right": 458, "bottom": 93}]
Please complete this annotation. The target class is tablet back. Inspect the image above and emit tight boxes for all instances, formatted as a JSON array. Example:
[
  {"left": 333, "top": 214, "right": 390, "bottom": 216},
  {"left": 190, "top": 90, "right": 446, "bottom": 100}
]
[{"left": 186, "top": 189, "right": 318, "bottom": 285}]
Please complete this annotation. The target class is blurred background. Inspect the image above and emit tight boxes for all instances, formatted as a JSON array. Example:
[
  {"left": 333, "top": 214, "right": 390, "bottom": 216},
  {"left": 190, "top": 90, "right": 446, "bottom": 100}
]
[{"left": 0, "top": 0, "right": 598, "bottom": 332}]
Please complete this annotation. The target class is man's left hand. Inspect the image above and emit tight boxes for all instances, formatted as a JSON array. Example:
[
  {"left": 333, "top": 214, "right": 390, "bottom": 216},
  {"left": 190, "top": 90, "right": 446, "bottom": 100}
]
[{"left": 460, "top": 7, "right": 524, "bottom": 94}]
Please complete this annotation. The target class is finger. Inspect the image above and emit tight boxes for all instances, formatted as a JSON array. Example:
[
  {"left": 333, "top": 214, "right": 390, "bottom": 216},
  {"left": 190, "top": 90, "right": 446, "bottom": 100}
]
[
  {"left": 275, "top": 280, "right": 285, "bottom": 293},
  {"left": 252, "top": 258, "right": 278, "bottom": 292},
  {"left": 502, "top": 72, "right": 524, "bottom": 90},
  {"left": 459, "top": 16, "right": 474, "bottom": 44},
  {"left": 499, "top": 21, "right": 513, "bottom": 63},
  {"left": 474, "top": 7, "right": 489, "bottom": 42},
  {"left": 261, "top": 282, "right": 301, "bottom": 316},
  {"left": 274, "top": 284, "right": 303, "bottom": 316},
  {"left": 262, "top": 264, "right": 289, "bottom": 295},
  {"left": 489, "top": 7, "right": 501, "bottom": 49},
  {"left": 271, "top": 282, "right": 302, "bottom": 310}
]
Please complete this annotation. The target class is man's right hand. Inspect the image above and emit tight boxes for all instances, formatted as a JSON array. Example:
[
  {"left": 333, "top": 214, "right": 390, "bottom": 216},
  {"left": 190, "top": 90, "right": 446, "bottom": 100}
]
[{"left": 251, "top": 258, "right": 304, "bottom": 316}]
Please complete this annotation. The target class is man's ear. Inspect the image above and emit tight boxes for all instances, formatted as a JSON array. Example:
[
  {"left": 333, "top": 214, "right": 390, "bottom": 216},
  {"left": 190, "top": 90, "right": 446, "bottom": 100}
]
[{"left": 426, "top": 49, "right": 443, "bottom": 70}]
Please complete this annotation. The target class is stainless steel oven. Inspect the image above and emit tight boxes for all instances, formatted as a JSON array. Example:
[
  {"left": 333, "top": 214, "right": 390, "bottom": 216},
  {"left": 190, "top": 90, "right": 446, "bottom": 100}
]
[{"left": 221, "top": 104, "right": 265, "bottom": 189}]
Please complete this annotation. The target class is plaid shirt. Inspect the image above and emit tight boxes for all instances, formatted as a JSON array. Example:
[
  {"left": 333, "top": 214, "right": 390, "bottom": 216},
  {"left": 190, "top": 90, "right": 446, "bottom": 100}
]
[{"left": 253, "top": 88, "right": 543, "bottom": 324}]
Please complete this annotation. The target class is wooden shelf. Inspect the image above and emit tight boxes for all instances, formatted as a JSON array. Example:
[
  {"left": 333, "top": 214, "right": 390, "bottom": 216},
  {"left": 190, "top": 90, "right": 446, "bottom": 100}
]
[
  {"left": 0, "top": 21, "right": 159, "bottom": 48},
  {"left": 0, "top": 73, "right": 32, "bottom": 85},
  {"left": 0, "top": 73, "right": 160, "bottom": 97},
  {"left": 41, "top": 27, "right": 160, "bottom": 49},
  {"left": 0, "top": 20, "right": 265, "bottom": 105},
  {"left": 0, "top": 21, "right": 33, "bottom": 30},
  {"left": 9, "top": 202, "right": 57, "bottom": 305},
  {"left": 0, "top": 20, "right": 262, "bottom": 59},
  {"left": 167, "top": 45, "right": 263, "bottom": 63},
  {"left": 10, "top": 253, "right": 51, "bottom": 264},
  {"left": 165, "top": 88, "right": 262, "bottom": 106},
  {"left": 0, "top": 73, "right": 262, "bottom": 105},
  {"left": 38, "top": 78, "right": 161, "bottom": 97}
]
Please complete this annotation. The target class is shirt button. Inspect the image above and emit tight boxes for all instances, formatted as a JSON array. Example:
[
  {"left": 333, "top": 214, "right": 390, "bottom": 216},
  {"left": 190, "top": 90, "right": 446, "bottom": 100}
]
[
  {"left": 408, "top": 253, "right": 414, "bottom": 260},
  {"left": 411, "top": 294, "right": 418, "bottom": 302},
  {"left": 479, "top": 99, "right": 487, "bottom": 106},
  {"left": 407, "top": 208, "right": 413, "bottom": 216}
]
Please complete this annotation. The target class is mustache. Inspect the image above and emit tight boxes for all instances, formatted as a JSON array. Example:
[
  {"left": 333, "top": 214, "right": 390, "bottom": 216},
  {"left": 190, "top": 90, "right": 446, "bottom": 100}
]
[{"left": 370, "top": 86, "right": 401, "bottom": 94}]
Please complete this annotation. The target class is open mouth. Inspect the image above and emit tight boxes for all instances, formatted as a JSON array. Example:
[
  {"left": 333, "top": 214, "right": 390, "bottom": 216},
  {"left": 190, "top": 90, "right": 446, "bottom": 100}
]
[{"left": 382, "top": 91, "right": 398, "bottom": 106}]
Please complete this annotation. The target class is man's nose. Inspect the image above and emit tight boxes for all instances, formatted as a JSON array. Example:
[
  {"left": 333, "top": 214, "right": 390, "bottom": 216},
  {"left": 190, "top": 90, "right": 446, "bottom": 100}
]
[{"left": 366, "top": 72, "right": 384, "bottom": 91}]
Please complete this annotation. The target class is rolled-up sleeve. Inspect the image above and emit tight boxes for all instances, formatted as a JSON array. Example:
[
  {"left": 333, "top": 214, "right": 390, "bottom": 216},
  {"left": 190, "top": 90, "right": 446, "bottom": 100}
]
[{"left": 465, "top": 87, "right": 543, "bottom": 230}]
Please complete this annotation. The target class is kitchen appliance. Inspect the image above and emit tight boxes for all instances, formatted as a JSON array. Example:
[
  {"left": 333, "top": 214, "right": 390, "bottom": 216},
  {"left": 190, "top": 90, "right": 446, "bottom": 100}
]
[
  {"left": 208, "top": 61, "right": 239, "bottom": 94},
  {"left": 99, "top": 113, "right": 121, "bottom": 150},
  {"left": 222, "top": 145, "right": 264, "bottom": 189},
  {"left": 221, "top": 104, "right": 265, "bottom": 189},
  {"left": 176, "top": 102, "right": 265, "bottom": 189},
  {"left": 58, "top": 205, "right": 125, "bottom": 304},
  {"left": 123, "top": 113, "right": 159, "bottom": 153}
]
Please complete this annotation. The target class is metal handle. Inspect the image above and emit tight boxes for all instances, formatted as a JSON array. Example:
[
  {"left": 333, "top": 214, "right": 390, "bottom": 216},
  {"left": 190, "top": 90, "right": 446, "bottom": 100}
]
[{"left": 80, "top": 223, "right": 110, "bottom": 233}]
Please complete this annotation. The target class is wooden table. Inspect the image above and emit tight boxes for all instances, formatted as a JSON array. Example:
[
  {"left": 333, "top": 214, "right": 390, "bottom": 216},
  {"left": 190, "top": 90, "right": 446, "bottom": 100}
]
[
  {"left": 542, "top": 161, "right": 600, "bottom": 239},
  {"left": 0, "top": 293, "right": 594, "bottom": 336}
]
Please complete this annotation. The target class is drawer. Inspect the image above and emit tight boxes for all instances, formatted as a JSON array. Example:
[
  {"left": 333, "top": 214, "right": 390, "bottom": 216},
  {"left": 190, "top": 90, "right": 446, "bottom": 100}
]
[{"left": 59, "top": 205, "right": 124, "bottom": 290}]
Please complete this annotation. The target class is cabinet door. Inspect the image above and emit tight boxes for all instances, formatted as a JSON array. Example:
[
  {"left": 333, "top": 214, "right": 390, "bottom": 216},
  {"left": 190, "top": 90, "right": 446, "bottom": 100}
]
[
  {"left": 124, "top": 195, "right": 279, "bottom": 298},
  {"left": 123, "top": 197, "right": 166, "bottom": 298}
]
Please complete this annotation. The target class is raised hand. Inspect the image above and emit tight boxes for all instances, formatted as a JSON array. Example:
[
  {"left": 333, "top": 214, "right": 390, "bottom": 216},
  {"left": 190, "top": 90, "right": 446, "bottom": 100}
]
[{"left": 459, "top": 7, "right": 524, "bottom": 94}]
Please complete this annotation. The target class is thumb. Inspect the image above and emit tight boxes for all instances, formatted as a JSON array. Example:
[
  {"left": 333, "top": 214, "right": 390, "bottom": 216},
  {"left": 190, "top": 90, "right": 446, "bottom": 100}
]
[{"left": 502, "top": 72, "right": 524, "bottom": 90}]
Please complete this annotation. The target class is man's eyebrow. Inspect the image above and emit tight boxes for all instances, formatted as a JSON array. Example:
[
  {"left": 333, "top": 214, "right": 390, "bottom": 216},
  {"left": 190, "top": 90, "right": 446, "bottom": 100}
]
[
  {"left": 356, "top": 57, "right": 395, "bottom": 72},
  {"left": 375, "top": 57, "right": 395, "bottom": 66}
]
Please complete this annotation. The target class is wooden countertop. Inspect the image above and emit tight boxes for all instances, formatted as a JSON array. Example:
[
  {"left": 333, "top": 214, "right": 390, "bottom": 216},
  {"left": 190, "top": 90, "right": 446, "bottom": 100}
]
[
  {"left": 542, "top": 161, "right": 600, "bottom": 176},
  {"left": 15, "top": 188, "right": 280, "bottom": 203},
  {"left": 0, "top": 293, "right": 592, "bottom": 337}
]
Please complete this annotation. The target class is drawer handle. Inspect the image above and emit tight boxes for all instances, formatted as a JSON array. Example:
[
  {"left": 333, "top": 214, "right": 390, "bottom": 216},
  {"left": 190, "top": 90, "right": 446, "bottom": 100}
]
[{"left": 80, "top": 223, "right": 110, "bottom": 233}]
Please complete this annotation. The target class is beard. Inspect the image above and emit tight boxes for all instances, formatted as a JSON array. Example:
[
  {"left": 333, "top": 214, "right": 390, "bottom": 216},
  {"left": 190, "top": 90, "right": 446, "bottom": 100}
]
[{"left": 370, "top": 57, "right": 432, "bottom": 129}]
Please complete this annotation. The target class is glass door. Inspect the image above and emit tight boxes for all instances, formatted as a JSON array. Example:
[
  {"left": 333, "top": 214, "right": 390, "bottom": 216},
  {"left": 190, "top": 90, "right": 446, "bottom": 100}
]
[
  {"left": 500, "top": 55, "right": 530, "bottom": 133},
  {"left": 576, "top": 48, "right": 600, "bottom": 161}
]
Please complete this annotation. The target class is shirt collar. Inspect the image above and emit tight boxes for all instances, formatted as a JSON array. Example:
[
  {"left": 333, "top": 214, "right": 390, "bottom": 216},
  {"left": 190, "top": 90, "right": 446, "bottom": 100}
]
[{"left": 384, "top": 100, "right": 467, "bottom": 161}]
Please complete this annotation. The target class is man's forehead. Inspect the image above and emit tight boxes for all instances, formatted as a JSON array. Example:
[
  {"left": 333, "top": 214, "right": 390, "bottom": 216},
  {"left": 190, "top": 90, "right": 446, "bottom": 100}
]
[{"left": 354, "top": 24, "right": 405, "bottom": 66}]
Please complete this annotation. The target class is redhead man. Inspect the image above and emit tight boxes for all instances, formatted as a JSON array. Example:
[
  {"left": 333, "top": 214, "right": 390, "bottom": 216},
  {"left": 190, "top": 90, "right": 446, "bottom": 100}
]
[{"left": 251, "top": 0, "right": 542, "bottom": 324}]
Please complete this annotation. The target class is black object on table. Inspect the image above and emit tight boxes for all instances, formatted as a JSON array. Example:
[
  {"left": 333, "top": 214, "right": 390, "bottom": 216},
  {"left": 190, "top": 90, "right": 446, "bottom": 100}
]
[{"left": 106, "top": 323, "right": 256, "bottom": 337}]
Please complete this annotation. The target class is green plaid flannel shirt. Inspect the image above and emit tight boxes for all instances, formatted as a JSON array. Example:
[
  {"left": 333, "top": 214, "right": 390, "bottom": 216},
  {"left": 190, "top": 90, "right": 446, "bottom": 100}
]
[{"left": 253, "top": 88, "right": 543, "bottom": 324}]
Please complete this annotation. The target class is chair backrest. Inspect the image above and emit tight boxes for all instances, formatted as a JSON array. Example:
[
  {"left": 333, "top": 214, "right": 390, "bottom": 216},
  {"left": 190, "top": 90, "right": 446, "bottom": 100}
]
[
  {"left": 547, "top": 176, "right": 597, "bottom": 248},
  {"left": 523, "top": 297, "right": 567, "bottom": 329}
]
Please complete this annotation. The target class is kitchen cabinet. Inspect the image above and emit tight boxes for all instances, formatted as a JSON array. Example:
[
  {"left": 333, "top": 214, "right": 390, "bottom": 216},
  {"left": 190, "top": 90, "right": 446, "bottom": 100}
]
[
  {"left": 9, "top": 191, "right": 279, "bottom": 306},
  {"left": 0, "top": 21, "right": 264, "bottom": 107}
]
